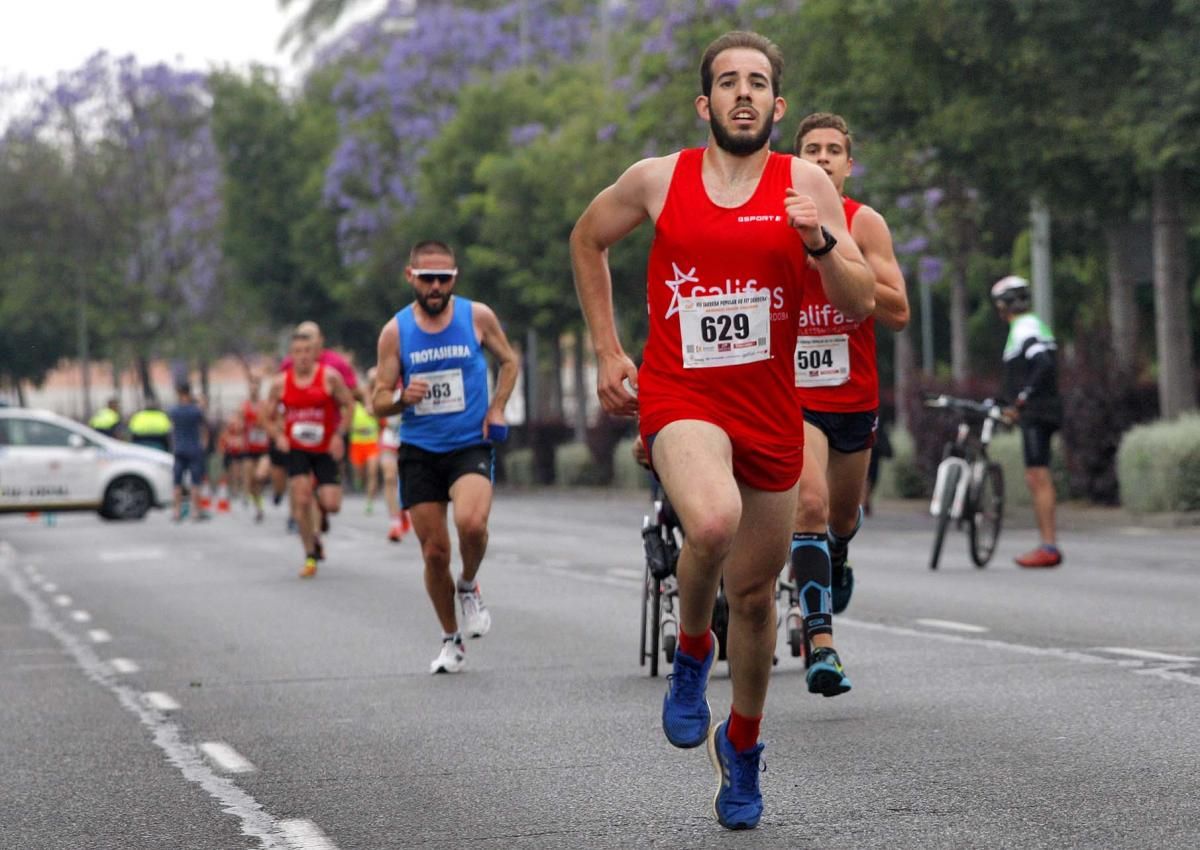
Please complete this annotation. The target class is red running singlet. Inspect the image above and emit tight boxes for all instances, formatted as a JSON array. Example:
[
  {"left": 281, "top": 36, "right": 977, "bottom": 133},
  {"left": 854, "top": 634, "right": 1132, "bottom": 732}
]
[
  {"left": 794, "top": 196, "right": 878, "bottom": 413},
  {"left": 282, "top": 364, "right": 338, "bottom": 455},
  {"left": 639, "top": 148, "right": 818, "bottom": 491},
  {"left": 242, "top": 399, "right": 271, "bottom": 453}
]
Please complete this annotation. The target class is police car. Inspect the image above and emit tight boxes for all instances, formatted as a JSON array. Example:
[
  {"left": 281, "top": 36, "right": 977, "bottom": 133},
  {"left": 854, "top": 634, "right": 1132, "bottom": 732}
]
[{"left": 0, "top": 408, "right": 173, "bottom": 520}]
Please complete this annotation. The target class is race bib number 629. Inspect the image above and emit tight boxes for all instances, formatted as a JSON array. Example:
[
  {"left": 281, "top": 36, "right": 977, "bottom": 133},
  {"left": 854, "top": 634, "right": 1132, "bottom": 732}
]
[{"left": 679, "top": 289, "right": 771, "bottom": 369}]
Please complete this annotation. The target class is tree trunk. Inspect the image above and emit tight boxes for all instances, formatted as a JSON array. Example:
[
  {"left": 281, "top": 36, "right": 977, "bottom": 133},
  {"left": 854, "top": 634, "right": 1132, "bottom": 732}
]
[
  {"left": 949, "top": 268, "right": 968, "bottom": 384},
  {"left": 1151, "top": 170, "right": 1197, "bottom": 419},
  {"left": 550, "top": 333, "right": 564, "bottom": 422},
  {"left": 894, "top": 325, "right": 914, "bottom": 432},
  {"left": 136, "top": 354, "right": 155, "bottom": 404},
  {"left": 573, "top": 332, "right": 588, "bottom": 442},
  {"left": 524, "top": 328, "right": 539, "bottom": 424},
  {"left": 1104, "top": 220, "right": 1140, "bottom": 375}
]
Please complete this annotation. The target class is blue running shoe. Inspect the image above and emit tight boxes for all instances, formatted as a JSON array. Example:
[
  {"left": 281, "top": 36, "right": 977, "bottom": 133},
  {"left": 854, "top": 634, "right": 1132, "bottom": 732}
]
[
  {"left": 662, "top": 637, "right": 713, "bottom": 748},
  {"left": 806, "top": 646, "right": 852, "bottom": 697},
  {"left": 707, "top": 720, "right": 765, "bottom": 830}
]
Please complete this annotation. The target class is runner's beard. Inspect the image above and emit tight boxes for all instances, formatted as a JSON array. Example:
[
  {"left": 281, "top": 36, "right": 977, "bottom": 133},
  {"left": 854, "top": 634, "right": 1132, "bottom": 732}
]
[
  {"left": 416, "top": 291, "right": 450, "bottom": 316},
  {"left": 710, "top": 110, "right": 774, "bottom": 157}
]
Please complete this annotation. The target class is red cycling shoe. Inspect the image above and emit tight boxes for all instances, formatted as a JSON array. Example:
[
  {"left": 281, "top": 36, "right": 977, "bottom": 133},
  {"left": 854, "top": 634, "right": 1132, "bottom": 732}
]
[{"left": 1015, "top": 545, "right": 1063, "bottom": 568}]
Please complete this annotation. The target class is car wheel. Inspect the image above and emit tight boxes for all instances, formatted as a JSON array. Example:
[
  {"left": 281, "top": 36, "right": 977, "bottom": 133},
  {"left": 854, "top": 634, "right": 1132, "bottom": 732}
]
[{"left": 100, "top": 475, "right": 153, "bottom": 520}]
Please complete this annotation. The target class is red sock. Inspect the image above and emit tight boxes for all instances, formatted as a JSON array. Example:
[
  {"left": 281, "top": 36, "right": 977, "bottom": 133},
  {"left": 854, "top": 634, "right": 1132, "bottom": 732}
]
[
  {"left": 726, "top": 708, "right": 762, "bottom": 752},
  {"left": 678, "top": 628, "right": 713, "bottom": 662}
]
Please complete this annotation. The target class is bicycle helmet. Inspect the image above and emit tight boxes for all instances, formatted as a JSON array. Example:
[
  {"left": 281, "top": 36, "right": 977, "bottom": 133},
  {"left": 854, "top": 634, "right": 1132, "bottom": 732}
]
[{"left": 990, "top": 275, "right": 1030, "bottom": 306}]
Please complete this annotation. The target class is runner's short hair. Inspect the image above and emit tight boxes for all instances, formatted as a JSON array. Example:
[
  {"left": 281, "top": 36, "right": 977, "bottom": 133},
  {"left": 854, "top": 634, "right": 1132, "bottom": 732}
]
[
  {"left": 794, "top": 112, "right": 853, "bottom": 157},
  {"left": 409, "top": 240, "right": 455, "bottom": 265},
  {"left": 700, "top": 31, "right": 783, "bottom": 98}
]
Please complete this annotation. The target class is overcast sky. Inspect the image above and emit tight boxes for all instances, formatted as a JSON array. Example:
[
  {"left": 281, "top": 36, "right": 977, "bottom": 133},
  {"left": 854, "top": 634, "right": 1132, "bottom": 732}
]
[{"left": 0, "top": 0, "right": 386, "bottom": 87}]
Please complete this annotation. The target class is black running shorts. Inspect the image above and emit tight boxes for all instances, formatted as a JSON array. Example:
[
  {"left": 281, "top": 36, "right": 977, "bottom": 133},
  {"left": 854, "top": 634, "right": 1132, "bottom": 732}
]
[
  {"left": 1020, "top": 421, "right": 1056, "bottom": 468},
  {"left": 802, "top": 409, "right": 878, "bottom": 455},
  {"left": 287, "top": 450, "right": 340, "bottom": 486},
  {"left": 398, "top": 443, "right": 494, "bottom": 509},
  {"left": 269, "top": 445, "right": 289, "bottom": 468}
]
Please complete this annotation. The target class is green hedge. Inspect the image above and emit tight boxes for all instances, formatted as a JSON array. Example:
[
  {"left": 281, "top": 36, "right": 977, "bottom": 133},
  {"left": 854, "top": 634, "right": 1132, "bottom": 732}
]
[
  {"left": 986, "top": 430, "right": 1069, "bottom": 508},
  {"left": 1117, "top": 415, "right": 1200, "bottom": 513},
  {"left": 504, "top": 448, "right": 535, "bottom": 486}
]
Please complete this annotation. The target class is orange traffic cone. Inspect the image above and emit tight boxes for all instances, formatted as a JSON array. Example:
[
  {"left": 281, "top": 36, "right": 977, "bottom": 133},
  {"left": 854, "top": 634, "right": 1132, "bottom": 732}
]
[
  {"left": 216, "top": 477, "right": 231, "bottom": 513},
  {"left": 199, "top": 483, "right": 213, "bottom": 511}
]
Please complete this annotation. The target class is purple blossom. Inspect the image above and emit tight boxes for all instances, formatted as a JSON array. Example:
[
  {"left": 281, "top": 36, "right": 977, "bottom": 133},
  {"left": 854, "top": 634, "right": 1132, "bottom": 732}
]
[
  {"left": 597, "top": 123, "right": 618, "bottom": 143},
  {"left": 896, "top": 236, "right": 929, "bottom": 256},
  {"left": 924, "top": 187, "right": 944, "bottom": 209},
  {"left": 918, "top": 256, "right": 945, "bottom": 285},
  {"left": 509, "top": 122, "right": 545, "bottom": 147}
]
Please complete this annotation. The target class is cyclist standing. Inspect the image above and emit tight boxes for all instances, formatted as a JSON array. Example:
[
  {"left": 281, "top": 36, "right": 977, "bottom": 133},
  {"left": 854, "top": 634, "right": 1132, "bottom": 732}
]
[
  {"left": 571, "top": 33, "right": 874, "bottom": 830},
  {"left": 991, "top": 275, "right": 1063, "bottom": 568},
  {"left": 786, "top": 113, "right": 910, "bottom": 694}
]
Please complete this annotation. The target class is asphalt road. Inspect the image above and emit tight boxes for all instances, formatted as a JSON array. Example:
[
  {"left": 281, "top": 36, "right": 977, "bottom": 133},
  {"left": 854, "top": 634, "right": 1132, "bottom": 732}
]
[{"left": 2, "top": 490, "right": 1198, "bottom": 850}]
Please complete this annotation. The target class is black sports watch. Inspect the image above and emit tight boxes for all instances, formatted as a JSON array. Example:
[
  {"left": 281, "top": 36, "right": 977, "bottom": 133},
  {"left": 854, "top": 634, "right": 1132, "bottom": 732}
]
[{"left": 806, "top": 226, "right": 837, "bottom": 258}]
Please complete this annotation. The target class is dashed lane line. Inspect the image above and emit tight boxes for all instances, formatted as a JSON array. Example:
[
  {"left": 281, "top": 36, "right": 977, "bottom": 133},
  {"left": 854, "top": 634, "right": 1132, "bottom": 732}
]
[
  {"left": 108, "top": 657, "right": 140, "bottom": 674},
  {"left": 200, "top": 742, "right": 256, "bottom": 774},
  {"left": 0, "top": 546, "right": 340, "bottom": 850},
  {"left": 88, "top": 628, "right": 112, "bottom": 643},
  {"left": 914, "top": 618, "right": 989, "bottom": 634},
  {"left": 144, "top": 691, "right": 181, "bottom": 712},
  {"left": 71, "top": 610, "right": 92, "bottom": 623}
]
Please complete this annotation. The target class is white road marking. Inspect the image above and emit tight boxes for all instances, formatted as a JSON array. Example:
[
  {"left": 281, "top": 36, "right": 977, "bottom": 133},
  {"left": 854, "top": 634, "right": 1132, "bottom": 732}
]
[
  {"left": 839, "top": 618, "right": 1200, "bottom": 688},
  {"left": 42, "top": 582, "right": 58, "bottom": 593},
  {"left": 1094, "top": 647, "right": 1199, "bottom": 663},
  {"left": 98, "top": 548, "right": 167, "bottom": 563},
  {"left": 70, "top": 610, "right": 92, "bottom": 623},
  {"left": 200, "top": 742, "right": 256, "bottom": 774},
  {"left": 544, "top": 565, "right": 638, "bottom": 588},
  {"left": 280, "top": 819, "right": 340, "bottom": 850},
  {"left": 607, "top": 567, "right": 645, "bottom": 581},
  {"left": 53, "top": 594, "right": 73, "bottom": 607},
  {"left": 1, "top": 557, "right": 293, "bottom": 848},
  {"left": 108, "top": 658, "right": 140, "bottom": 674},
  {"left": 915, "top": 618, "right": 989, "bottom": 634},
  {"left": 88, "top": 629, "right": 112, "bottom": 643},
  {"left": 144, "top": 691, "right": 181, "bottom": 712}
]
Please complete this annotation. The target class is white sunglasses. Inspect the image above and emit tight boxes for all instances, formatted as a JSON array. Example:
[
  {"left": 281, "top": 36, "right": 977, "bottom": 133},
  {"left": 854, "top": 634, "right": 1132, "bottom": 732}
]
[{"left": 411, "top": 268, "right": 458, "bottom": 282}]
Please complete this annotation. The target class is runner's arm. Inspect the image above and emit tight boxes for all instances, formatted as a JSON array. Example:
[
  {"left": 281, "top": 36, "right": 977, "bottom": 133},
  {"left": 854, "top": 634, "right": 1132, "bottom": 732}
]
[
  {"left": 788, "top": 158, "right": 875, "bottom": 320},
  {"left": 476, "top": 303, "right": 520, "bottom": 426},
  {"left": 852, "top": 206, "right": 910, "bottom": 331},
  {"left": 263, "top": 376, "right": 287, "bottom": 448},
  {"left": 371, "top": 320, "right": 406, "bottom": 417},
  {"left": 570, "top": 158, "right": 658, "bottom": 417}
]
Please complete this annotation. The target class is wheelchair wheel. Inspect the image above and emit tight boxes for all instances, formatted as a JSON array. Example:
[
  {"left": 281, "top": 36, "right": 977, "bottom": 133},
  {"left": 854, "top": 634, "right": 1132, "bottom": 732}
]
[
  {"left": 648, "top": 570, "right": 663, "bottom": 677},
  {"left": 712, "top": 590, "right": 729, "bottom": 662},
  {"left": 662, "top": 633, "right": 676, "bottom": 664},
  {"left": 639, "top": 564, "right": 649, "bottom": 667},
  {"left": 968, "top": 462, "right": 1005, "bottom": 567}
]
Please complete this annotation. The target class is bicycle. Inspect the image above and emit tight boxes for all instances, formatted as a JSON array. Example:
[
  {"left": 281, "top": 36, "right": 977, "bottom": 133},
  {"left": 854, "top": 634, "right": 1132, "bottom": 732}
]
[
  {"left": 924, "top": 394, "right": 1009, "bottom": 570},
  {"left": 639, "top": 489, "right": 729, "bottom": 677}
]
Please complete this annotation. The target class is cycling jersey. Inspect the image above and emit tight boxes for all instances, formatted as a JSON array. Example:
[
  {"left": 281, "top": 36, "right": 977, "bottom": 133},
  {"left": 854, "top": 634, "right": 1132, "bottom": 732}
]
[{"left": 1002, "top": 312, "right": 1061, "bottom": 426}]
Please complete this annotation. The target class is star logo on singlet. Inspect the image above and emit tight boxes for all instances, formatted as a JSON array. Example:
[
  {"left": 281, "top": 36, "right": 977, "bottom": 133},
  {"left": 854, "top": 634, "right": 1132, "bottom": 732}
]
[{"left": 663, "top": 262, "right": 699, "bottom": 320}]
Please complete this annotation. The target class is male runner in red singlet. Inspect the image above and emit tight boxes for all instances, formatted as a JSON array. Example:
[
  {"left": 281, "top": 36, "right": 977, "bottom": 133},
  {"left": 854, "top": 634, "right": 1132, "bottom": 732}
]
[
  {"left": 571, "top": 32, "right": 874, "bottom": 830},
  {"left": 241, "top": 371, "right": 272, "bottom": 523},
  {"left": 264, "top": 332, "right": 355, "bottom": 578},
  {"left": 783, "top": 113, "right": 911, "bottom": 695}
]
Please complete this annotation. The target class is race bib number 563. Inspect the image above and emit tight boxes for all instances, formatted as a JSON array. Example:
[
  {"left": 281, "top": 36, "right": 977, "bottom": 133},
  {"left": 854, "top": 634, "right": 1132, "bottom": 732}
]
[
  {"left": 679, "top": 289, "right": 771, "bottom": 369},
  {"left": 413, "top": 368, "right": 466, "bottom": 415}
]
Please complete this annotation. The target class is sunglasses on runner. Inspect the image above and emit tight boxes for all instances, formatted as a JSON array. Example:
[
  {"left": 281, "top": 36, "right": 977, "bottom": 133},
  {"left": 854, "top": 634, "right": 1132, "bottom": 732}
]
[{"left": 411, "top": 269, "right": 458, "bottom": 284}]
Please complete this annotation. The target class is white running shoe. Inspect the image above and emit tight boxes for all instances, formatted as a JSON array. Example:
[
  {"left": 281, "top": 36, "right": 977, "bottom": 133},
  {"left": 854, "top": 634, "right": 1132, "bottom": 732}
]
[
  {"left": 459, "top": 585, "right": 492, "bottom": 638},
  {"left": 430, "top": 639, "right": 466, "bottom": 674}
]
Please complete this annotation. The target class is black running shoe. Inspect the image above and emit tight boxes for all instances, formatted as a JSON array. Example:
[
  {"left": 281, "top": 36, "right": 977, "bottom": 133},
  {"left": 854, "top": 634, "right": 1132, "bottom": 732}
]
[
  {"left": 831, "top": 562, "right": 854, "bottom": 614},
  {"left": 806, "top": 647, "right": 852, "bottom": 697}
]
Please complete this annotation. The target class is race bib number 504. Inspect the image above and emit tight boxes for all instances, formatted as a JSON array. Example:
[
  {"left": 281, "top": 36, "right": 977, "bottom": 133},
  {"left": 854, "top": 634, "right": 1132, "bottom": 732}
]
[
  {"left": 795, "top": 334, "right": 850, "bottom": 387},
  {"left": 679, "top": 289, "right": 771, "bottom": 369}
]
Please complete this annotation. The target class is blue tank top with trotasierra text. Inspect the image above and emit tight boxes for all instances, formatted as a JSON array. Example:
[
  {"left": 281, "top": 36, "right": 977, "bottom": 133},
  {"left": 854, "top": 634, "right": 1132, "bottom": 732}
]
[{"left": 397, "top": 296, "right": 489, "bottom": 453}]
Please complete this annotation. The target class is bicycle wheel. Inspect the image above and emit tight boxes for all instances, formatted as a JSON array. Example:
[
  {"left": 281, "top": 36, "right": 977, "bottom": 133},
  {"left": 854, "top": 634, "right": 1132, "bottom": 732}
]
[
  {"left": 929, "top": 462, "right": 961, "bottom": 570},
  {"left": 968, "top": 463, "right": 1005, "bottom": 567}
]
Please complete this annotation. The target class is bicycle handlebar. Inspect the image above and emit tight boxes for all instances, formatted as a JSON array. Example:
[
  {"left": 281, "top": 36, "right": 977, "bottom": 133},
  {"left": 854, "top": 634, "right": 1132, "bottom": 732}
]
[{"left": 923, "top": 393, "right": 1010, "bottom": 424}]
